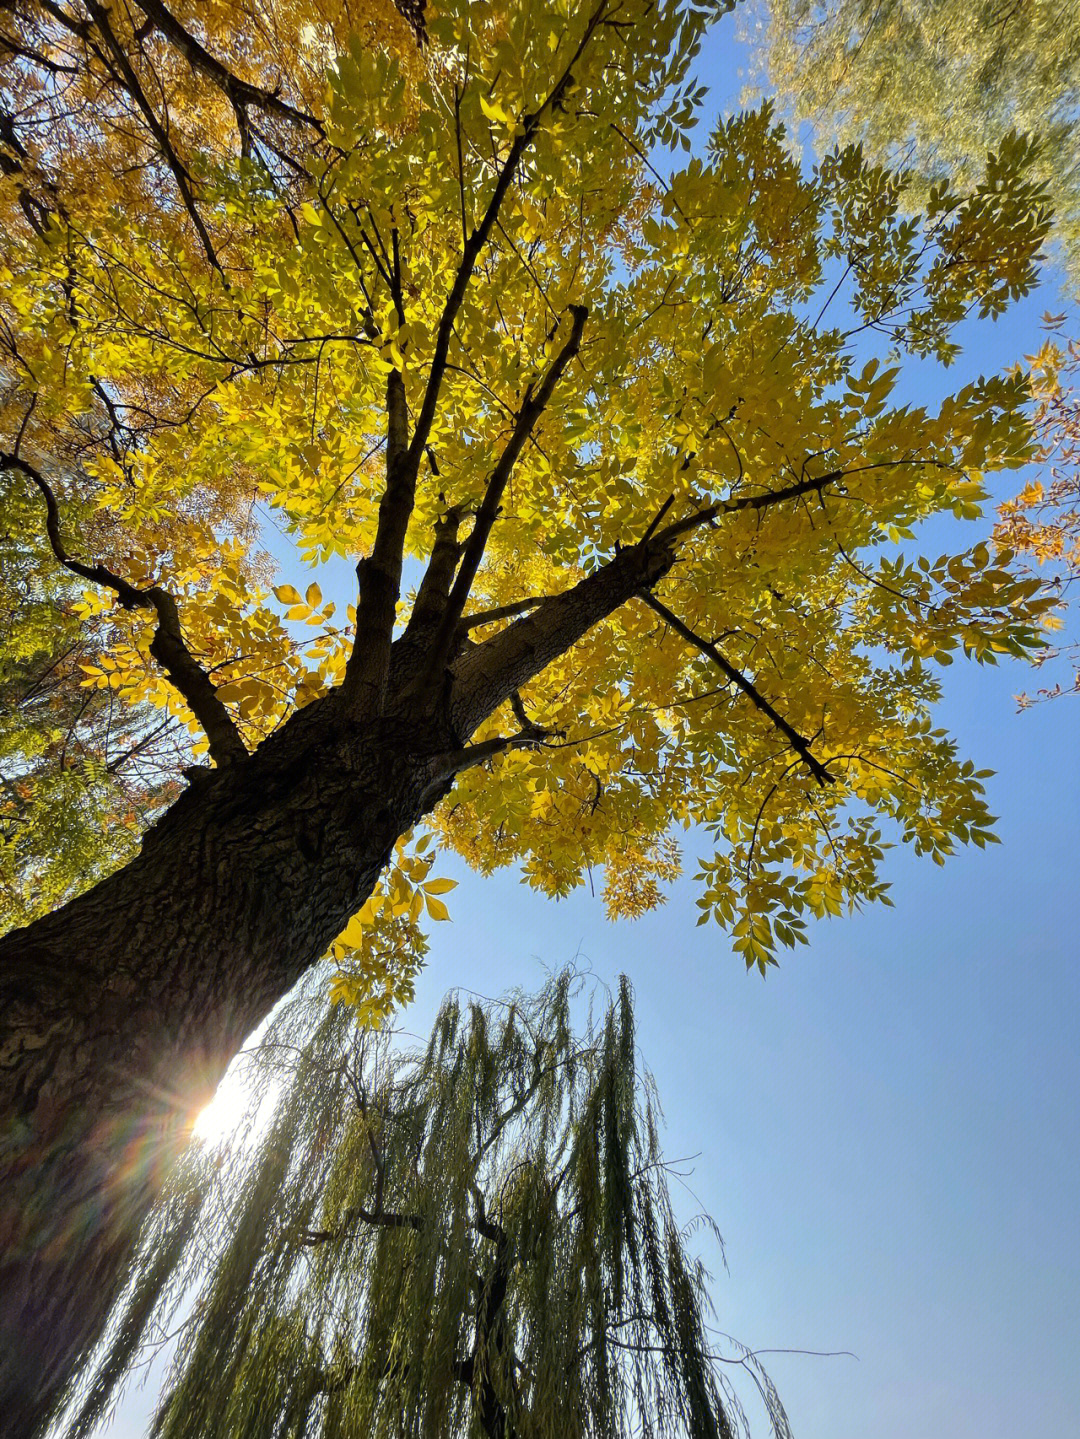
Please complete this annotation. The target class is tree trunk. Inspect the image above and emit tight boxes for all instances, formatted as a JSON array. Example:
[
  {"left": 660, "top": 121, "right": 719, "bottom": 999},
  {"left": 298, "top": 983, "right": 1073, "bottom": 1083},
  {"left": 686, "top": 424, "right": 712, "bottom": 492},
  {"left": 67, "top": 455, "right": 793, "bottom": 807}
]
[
  {"left": 0, "top": 534, "right": 673, "bottom": 1437},
  {"left": 0, "top": 695, "right": 451, "bottom": 1438}
]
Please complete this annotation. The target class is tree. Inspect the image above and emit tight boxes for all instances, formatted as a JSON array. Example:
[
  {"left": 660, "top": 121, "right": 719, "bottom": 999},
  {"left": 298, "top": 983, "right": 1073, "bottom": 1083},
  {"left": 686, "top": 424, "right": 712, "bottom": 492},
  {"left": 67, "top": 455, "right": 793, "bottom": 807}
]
[
  {"left": 0, "top": 0, "right": 1056, "bottom": 1431},
  {"left": 995, "top": 329, "right": 1080, "bottom": 701},
  {"left": 749, "top": 0, "right": 1080, "bottom": 698},
  {"left": 749, "top": 0, "right": 1080, "bottom": 291},
  {"left": 65, "top": 971, "right": 791, "bottom": 1439},
  {"left": 0, "top": 472, "right": 189, "bottom": 925}
]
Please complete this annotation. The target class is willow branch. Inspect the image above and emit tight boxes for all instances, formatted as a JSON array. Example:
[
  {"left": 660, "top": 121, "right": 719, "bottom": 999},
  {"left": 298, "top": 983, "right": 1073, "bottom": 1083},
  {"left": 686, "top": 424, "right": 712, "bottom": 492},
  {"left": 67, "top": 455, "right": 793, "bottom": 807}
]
[
  {"left": 299, "top": 1202, "right": 424, "bottom": 1245},
  {"left": 469, "top": 1181, "right": 509, "bottom": 1249},
  {"left": 1, "top": 451, "right": 246, "bottom": 767}
]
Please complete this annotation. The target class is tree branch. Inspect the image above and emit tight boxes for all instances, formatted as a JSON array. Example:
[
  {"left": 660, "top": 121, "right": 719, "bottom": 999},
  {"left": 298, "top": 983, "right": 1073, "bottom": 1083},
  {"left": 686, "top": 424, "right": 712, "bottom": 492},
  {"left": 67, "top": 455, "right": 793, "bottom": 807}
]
[
  {"left": 406, "top": 503, "right": 464, "bottom": 633},
  {"left": 458, "top": 597, "right": 545, "bottom": 632},
  {"left": 469, "top": 1180, "right": 509, "bottom": 1249},
  {"left": 340, "top": 365, "right": 414, "bottom": 716},
  {"left": 419, "top": 304, "right": 588, "bottom": 691},
  {"left": 341, "top": 7, "right": 607, "bottom": 717},
  {"left": 426, "top": 717, "right": 557, "bottom": 788},
  {"left": 446, "top": 455, "right": 923, "bottom": 747},
  {"left": 82, "top": 0, "right": 223, "bottom": 277},
  {"left": 1, "top": 450, "right": 247, "bottom": 768},
  {"left": 449, "top": 531, "right": 679, "bottom": 740},
  {"left": 638, "top": 591, "right": 834, "bottom": 786},
  {"left": 299, "top": 1201, "right": 424, "bottom": 1245},
  {"left": 654, "top": 469, "right": 847, "bottom": 547},
  {"left": 403, "top": 10, "right": 605, "bottom": 480},
  {"left": 652, "top": 458, "right": 956, "bottom": 550},
  {"left": 0, "top": 100, "right": 58, "bottom": 234},
  {"left": 130, "top": 0, "right": 324, "bottom": 135}
]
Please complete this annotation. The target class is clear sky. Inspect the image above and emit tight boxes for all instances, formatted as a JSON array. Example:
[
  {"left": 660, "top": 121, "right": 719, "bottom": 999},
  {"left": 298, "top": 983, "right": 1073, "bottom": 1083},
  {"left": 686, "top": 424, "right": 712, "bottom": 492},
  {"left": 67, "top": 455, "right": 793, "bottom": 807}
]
[{"left": 96, "top": 13, "right": 1079, "bottom": 1439}]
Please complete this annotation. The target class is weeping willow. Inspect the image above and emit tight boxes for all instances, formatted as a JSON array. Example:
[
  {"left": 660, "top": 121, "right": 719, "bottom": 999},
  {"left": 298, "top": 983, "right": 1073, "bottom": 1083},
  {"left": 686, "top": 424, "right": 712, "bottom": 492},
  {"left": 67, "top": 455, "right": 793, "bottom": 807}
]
[{"left": 65, "top": 972, "right": 790, "bottom": 1439}]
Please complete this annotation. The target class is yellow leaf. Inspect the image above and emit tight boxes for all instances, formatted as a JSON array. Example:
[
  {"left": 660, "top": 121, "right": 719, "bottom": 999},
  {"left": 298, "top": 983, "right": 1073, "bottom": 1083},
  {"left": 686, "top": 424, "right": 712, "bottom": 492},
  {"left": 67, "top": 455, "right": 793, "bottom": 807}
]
[
  {"left": 274, "top": 584, "right": 302, "bottom": 605},
  {"left": 305, "top": 583, "right": 322, "bottom": 608},
  {"left": 422, "top": 877, "right": 457, "bottom": 895},
  {"left": 480, "top": 94, "right": 513, "bottom": 126},
  {"left": 337, "top": 914, "right": 366, "bottom": 948},
  {"left": 425, "top": 893, "right": 451, "bottom": 922}
]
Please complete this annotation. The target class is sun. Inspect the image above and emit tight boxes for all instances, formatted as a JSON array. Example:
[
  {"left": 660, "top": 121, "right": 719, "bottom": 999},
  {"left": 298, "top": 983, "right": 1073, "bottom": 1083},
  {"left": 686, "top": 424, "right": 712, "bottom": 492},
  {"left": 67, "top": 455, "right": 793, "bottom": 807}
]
[
  {"left": 191, "top": 1072, "right": 254, "bottom": 1147},
  {"left": 190, "top": 1056, "right": 282, "bottom": 1151}
]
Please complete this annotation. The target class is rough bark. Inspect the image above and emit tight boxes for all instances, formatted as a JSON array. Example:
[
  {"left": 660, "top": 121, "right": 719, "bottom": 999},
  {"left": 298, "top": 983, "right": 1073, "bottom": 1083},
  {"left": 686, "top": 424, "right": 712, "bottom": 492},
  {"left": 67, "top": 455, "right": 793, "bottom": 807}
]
[
  {"left": 0, "top": 693, "right": 452, "bottom": 1437},
  {"left": 0, "top": 530, "right": 676, "bottom": 1438}
]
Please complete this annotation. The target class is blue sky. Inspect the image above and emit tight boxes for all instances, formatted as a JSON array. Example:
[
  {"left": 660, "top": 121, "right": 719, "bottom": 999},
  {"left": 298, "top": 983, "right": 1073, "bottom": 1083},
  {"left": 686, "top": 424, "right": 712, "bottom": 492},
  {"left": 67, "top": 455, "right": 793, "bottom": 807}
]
[{"left": 96, "top": 11, "right": 1079, "bottom": 1439}]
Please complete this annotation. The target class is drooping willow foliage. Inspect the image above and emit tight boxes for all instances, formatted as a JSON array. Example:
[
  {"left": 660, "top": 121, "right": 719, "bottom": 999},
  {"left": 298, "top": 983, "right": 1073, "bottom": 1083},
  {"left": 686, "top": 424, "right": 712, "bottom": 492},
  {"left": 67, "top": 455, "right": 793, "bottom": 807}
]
[{"left": 66, "top": 972, "right": 790, "bottom": 1439}]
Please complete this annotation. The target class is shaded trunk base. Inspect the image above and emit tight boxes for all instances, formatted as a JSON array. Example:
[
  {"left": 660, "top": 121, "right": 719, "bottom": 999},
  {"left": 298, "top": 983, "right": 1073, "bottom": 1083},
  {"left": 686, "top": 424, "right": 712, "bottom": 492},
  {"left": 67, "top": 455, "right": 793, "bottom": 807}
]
[{"left": 0, "top": 704, "right": 450, "bottom": 1437}]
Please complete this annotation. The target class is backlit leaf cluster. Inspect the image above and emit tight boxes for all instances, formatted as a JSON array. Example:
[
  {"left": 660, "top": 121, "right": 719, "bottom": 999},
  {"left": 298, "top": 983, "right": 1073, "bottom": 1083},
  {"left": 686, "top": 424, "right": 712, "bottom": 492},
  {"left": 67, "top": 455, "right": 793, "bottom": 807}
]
[{"left": 0, "top": 0, "right": 1060, "bottom": 977}]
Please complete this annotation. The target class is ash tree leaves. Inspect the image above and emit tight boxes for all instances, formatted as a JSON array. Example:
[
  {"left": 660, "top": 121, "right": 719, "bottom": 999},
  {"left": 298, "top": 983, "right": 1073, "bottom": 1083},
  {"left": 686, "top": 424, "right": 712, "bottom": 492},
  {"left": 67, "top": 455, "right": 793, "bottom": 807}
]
[
  {"left": 328, "top": 833, "right": 457, "bottom": 1027},
  {"left": 0, "top": 467, "right": 186, "bottom": 925},
  {"left": 0, "top": 0, "right": 1060, "bottom": 983}
]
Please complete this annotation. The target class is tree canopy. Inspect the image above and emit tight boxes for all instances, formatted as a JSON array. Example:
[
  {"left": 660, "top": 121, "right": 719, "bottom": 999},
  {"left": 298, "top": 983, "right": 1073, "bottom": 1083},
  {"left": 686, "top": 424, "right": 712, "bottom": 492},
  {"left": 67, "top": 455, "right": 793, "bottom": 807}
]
[
  {"left": 0, "top": 0, "right": 1056, "bottom": 977},
  {"left": 995, "top": 329, "right": 1080, "bottom": 701},
  {"left": 750, "top": 0, "right": 1080, "bottom": 702},
  {"left": 751, "top": 0, "right": 1080, "bottom": 292},
  {"left": 0, "top": 473, "right": 191, "bottom": 924},
  {"left": 66, "top": 971, "right": 789, "bottom": 1439}
]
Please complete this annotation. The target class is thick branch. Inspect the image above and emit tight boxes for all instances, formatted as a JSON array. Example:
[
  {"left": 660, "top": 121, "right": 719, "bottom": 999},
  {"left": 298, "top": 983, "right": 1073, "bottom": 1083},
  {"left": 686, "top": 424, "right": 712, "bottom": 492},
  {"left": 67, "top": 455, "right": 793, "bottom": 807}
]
[
  {"left": 131, "top": 0, "right": 324, "bottom": 133},
  {"left": 421, "top": 305, "right": 588, "bottom": 688},
  {"left": 655, "top": 469, "right": 847, "bottom": 547},
  {"left": 444, "top": 456, "right": 899, "bottom": 748},
  {"left": 470, "top": 1194, "right": 517, "bottom": 1439},
  {"left": 425, "top": 721, "right": 554, "bottom": 789},
  {"left": 449, "top": 532, "right": 678, "bottom": 740},
  {"left": 469, "top": 1181, "right": 510, "bottom": 1249},
  {"left": 341, "top": 109, "right": 547, "bottom": 714},
  {"left": 340, "top": 367, "right": 413, "bottom": 715},
  {"left": 341, "top": 9, "right": 606, "bottom": 717},
  {"left": 1, "top": 451, "right": 246, "bottom": 767},
  {"left": 638, "top": 591, "right": 834, "bottom": 786},
  {"left": 407, "top": 504, "right": 465, "bottom": 632},
  {"left": 300, "top": 1202, "right": 424, "bottom": 1245},
  {"left": 82, "top": 0, "right": 222, "bottom": 276}
]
